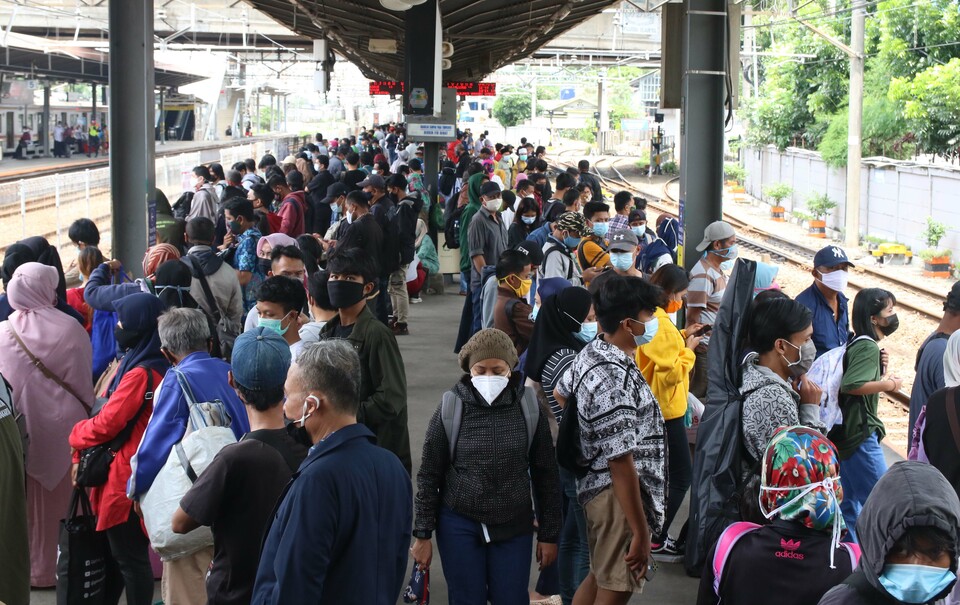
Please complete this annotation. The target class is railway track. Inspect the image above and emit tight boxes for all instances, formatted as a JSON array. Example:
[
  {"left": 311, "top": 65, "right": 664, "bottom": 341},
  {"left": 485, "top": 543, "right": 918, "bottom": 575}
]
[{"left": 552, "top": 156, "right": 933, "bottom": 415}]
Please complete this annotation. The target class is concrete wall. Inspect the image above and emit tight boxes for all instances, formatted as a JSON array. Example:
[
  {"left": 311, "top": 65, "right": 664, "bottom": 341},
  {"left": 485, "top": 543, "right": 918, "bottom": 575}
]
[{"left": 744, "top": 145, "right": 960, "bottom": 255}]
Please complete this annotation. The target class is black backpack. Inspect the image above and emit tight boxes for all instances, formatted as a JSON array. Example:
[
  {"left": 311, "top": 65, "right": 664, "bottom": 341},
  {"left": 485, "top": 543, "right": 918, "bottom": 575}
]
[
  {"left": 685, "top": 258, "right": 759, "bottom": 577},
  {"left": 171, "top": 191, "right": 194, "bottom": 220},
  {"left": 556, "top": 360, "right": 630, "bottom": 478},
  {"left": 444, "top": 204, "right": 465, "bottom": 249}
]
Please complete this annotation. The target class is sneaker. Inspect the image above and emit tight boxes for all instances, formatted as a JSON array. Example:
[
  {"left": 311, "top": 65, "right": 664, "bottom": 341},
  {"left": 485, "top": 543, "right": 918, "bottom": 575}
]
[
  {"left": 651, "top": 536, "right": 684, "bottom": 563},
  {"left": 410, "top": 296, "right": 423, "bottom": 304}
]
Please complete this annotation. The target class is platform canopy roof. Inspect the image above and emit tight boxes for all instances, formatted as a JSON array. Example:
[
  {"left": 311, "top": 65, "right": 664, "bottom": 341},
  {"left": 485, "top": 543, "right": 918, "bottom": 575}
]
[
  {"left": 244, "top": 0, "right": 624, "bottom": 81},
  {"left": 0, "top": 33, "right": 205, "bottom": 88}
]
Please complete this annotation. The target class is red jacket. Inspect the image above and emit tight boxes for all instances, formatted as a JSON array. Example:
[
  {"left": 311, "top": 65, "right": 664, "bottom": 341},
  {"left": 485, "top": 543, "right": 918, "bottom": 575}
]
[
  {"left": 278, "top": 191, "right": 306, "bottom": 237},
  {"left": 446, "top": 140, "right": 460, "bottom": 163},
  {"left": 70, "top": 367, "right": 163, "bottom": 531}
]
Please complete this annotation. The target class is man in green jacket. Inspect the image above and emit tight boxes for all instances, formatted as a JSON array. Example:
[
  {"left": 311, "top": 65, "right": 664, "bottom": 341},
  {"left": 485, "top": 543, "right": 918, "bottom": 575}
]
[
  {"left": 455, "top": 172, "right": 485, "bottom": 352},
  {"left": 319, "top": 248, "right": 412, "bottom": 474}
]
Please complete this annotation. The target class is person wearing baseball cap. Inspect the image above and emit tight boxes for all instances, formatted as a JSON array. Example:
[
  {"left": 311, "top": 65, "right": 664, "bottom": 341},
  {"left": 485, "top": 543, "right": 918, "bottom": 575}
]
[
  {"left": 607, "top": 229, "right": 643, "bottom": 277},
  {"left": 796, "top": 245, "right": 856, "bottom": 358},
  {"left": 541, "top": 211, "right": 593, "bottom": 287},
  {"left": 688, "top": 220, "right": 738, "bottom": 399},
  {"left": 360, "top": 173, "right": 395, "bottom": 324},
  {"left": 171, "top": 326, "right": 308, "bottom": 605}
]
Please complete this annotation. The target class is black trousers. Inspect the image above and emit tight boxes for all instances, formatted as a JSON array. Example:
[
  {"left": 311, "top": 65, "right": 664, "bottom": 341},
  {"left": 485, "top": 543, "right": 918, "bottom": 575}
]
[{"left": 105, "top": 508, "right": 154, "bottom": 605}]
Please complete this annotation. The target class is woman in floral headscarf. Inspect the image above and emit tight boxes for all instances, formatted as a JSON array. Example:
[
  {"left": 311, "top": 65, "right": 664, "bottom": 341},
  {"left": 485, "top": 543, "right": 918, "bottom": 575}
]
[{"left": 696, "top": 426, "right": 860, "bottom": 605}]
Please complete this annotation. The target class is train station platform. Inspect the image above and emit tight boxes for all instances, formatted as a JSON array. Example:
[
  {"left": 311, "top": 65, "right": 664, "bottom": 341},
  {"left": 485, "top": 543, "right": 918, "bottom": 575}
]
[
  {"left": 27, "top": 287, "right": 705, "bottom": 605},
  {"left": 0, "top": 133, "right": 304, "bottom": 183}
]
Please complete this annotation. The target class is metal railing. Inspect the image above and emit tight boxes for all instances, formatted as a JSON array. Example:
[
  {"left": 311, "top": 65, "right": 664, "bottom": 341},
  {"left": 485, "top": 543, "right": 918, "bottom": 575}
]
[{"left": 0, "top": 134, "right": 305, "bottom": 257}]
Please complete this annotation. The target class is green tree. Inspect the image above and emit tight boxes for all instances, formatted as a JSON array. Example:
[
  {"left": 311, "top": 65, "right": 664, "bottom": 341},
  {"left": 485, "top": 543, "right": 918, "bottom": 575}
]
[
  {"left": 492, "top": 95, "right": 536, "bottom": 128},
  {"left": 889, "top": 58, "right": 960, "bottom": 160}
]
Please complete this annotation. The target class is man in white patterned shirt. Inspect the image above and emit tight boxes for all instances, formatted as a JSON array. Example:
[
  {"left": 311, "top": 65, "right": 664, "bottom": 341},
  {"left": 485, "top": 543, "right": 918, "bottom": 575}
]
[{"left": 556, "top": 273, "right": 666, "bottom": 604}]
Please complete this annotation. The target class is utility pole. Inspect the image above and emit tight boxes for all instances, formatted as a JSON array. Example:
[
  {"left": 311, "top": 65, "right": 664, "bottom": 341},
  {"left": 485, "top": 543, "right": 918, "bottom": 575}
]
[
  {"left": 790, "top": 0, "right": 864, "bottom": 248},
  {"left": 845, "top": 4, "right": 865, "bottom": 249}
]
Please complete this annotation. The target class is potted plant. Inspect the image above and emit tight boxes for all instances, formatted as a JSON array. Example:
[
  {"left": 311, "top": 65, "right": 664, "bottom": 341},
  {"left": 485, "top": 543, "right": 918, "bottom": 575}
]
[
  {"left": 805, "top": 193, "right": 837, "bottom": 238},
  {"left": 724, "top": 163, "right": 746, "bottom": 192},
  {"left": 764, "top": 182, "right": 792, "bottom": 222},
  {"left": 920, "top": 217, "right": 952, "bottom": 278}
]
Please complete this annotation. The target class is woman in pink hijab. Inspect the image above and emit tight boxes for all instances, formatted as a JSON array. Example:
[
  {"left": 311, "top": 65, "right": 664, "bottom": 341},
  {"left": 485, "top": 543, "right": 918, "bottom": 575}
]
[
  {"left": 0, "top": 262, "right": 94, "bottom": 587},
  {"left": 141, "top": 243, "right": 181, "bottom": 279},
  {"left": 255, "top": 232, "right": 299, "bottom": 260}
]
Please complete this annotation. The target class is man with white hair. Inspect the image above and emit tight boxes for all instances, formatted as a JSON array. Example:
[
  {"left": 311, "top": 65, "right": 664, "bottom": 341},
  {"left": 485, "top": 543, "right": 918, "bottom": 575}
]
[{"left": 251, "top": 340, "right": 412, "bottom": 604}]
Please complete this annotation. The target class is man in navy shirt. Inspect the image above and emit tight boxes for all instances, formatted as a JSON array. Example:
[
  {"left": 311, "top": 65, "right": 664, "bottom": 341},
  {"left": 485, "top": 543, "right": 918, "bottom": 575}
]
[
  {"left": 795, "top": 245, "right": 854, "bottom": 358},
  {"left": 908, "top": 282, "right": 960, "bottom": 438},
  {"left": 251, "top": 340, "right": 412, "bottom": 605}
]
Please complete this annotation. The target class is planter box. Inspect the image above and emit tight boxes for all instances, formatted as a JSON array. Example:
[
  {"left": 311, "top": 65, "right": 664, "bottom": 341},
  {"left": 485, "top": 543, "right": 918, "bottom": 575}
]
[
  {"left": 771, "top": 205, "right": 786, "bottom": 222},
  {"left": 809, "top": 219, "right": 827, "bottom": 238},
  {"left": 924, "top": 256, "right": 953, "bottom": 278}
]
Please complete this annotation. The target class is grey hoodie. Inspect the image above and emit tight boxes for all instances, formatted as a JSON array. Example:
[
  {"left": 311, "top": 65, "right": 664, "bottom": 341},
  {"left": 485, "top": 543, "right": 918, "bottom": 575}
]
[{"left": 819, "top": 462, "right": 960, "bottom": 605}]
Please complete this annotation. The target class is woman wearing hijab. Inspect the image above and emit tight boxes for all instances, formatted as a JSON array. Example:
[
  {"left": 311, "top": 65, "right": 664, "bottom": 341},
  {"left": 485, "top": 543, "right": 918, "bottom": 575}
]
[
  {"left": 698, "top": 426, "right": 858, "bottom": 605},
  {"left": 523, "top": 284, "right": 593, "bottom": 604},
  {"left": 69, "top": 293, "right": 169, "bottom": 605},
  {"left": 412, "top": 329, "right": 562, "bottom": 604},
  {"left": 0, "top": 236, "right": 85, "bottom": 324},
  {"left": 142, "top": 243, "right": 182, "bottom": 280},
  {"left": 438, "top": 160, "right": 458, "bottom": 205},
  {"left": 0, "top": 263, "right": 94, "bottom": 587},
  {"left": 255, "top": 232, "right": 300, "bottom": 263},
  {"left": 638, "top": 217, "right": 680, "bottom": 275}
]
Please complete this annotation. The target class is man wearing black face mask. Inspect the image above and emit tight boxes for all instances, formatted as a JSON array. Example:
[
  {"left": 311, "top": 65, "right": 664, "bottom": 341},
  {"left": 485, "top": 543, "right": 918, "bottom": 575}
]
[{"left": 318, "top": 248, "right": 412, "bottom": 474}]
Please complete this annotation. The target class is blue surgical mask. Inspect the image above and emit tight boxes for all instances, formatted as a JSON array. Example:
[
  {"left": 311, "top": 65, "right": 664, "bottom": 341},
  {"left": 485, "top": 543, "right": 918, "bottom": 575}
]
[
  {"left": 521, "top": 215, "right": 536, "bottom": 225},
  {"left": 592, "top": 222, "right": 609, "bottom": 238},
  {"left": 610, "top": 252, "right": 634, "bottom": 272},
  {"left": 563, "top": 236, "right": 582, "bottom": 250},
  {"left": 631, "top": 317, "right": 659, "bottom": 346},
  {"left": 713, "top": 244, "right": 739, "bottom": 260},
  {"left": 879, "top": 564, "right": 955, "bottom": 603},
  {"left": 720, "top": 259, "right": 735, "bottom": 272},
  {"left": 631, "top": 226, "right": 644, "bottom": 238},
  {"left": 258, "top": 314, "right": 290, "bottom": 336},
  {"left": 575, "top": 321, "right": 598, "bottom": 343}
]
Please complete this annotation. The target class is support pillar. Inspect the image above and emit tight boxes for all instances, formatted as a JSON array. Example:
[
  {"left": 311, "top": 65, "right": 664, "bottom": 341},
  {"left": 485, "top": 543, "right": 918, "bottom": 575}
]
[
  {"left": 159, "top": 88, "right": 165, "bottom": 145},
  {"left": 678, "top": 0, "right": 727, "bottom": 271},
  {"left": 42, "top": 85, "right": 50, "bottom": 157},
  {"left": 91, "top": 83, "right": 97, "bottom": 126},
  {"left": 109, "top": 0, "right": 155, "bottom": 269}
]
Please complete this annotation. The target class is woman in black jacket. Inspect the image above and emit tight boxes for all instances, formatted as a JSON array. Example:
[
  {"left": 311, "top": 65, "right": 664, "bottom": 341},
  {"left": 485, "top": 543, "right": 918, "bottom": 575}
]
[
  {"left": 412, "top": 328, "right": 562, "bottom": 605},
  {"left": 507, "top": 196, "right": 542, "bottom": 248}
]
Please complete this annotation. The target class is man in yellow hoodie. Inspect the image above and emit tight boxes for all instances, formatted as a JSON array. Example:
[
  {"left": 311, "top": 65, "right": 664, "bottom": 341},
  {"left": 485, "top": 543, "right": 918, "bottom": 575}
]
[{"left": 635, "top": 263, "right": 703, "bottom": 562}]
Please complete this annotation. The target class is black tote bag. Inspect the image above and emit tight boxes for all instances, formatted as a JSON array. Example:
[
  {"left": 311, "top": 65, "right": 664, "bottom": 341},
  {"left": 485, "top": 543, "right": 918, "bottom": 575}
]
[{"left": 56, "top": 488, "right": 110, "bottom": 605}]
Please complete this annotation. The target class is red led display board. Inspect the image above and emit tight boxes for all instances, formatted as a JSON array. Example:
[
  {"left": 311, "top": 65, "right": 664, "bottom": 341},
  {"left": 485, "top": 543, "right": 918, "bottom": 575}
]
[{"left": 369, "top": 81, "right": 497, "bottom": 96}]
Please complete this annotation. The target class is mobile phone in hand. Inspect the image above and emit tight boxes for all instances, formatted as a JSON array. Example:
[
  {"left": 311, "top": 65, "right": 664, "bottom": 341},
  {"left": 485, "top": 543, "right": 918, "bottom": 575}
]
[{"left": 694, "top": 324, "right": 713, "bottom": 338}]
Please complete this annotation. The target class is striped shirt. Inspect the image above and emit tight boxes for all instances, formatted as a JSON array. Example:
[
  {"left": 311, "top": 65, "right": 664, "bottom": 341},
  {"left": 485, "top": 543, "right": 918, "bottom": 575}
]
[{"left": 687, "top": 258, "right": 727, "bottom": 346}]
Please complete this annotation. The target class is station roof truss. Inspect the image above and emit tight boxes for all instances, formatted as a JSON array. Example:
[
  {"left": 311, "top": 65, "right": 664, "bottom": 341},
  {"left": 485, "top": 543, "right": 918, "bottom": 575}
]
[{"left": 244, "top": 0, "right": 625, "bottom": 82}]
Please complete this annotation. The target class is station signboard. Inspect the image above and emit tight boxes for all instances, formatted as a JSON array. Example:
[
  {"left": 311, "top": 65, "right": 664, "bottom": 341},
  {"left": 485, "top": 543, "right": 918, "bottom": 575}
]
[{"left": 369, "top": 80, "right": 496, "bottom": 97}]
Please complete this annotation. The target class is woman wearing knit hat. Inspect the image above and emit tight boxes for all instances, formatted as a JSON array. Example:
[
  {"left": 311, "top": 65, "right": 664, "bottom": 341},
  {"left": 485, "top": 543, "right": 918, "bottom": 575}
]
[{"left": 412, "top": 328, "right": 563, "bottom": 604}]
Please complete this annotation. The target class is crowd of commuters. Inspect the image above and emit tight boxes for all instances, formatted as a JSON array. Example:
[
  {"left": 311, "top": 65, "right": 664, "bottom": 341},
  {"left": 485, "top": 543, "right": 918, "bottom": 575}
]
[{"left": 1, "top": 124, "right": 959, "bottom": 605}]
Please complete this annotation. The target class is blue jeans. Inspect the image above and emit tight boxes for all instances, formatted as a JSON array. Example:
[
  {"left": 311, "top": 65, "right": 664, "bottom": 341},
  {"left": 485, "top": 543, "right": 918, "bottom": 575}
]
[
  {"left": 558, "top": 468, "right": 590, "bottom": 604},
  {"left": 460, "top": 272, "right": 469, "bottom": 294},
  {"left": 470, "top": 278, "right": 483, "bottom": 333},
  {"left": 437, "top": 506, "right": 533, "bottom": 605},
  {"left": 839, "top": 432, "right": 887, "bottom": 544}
]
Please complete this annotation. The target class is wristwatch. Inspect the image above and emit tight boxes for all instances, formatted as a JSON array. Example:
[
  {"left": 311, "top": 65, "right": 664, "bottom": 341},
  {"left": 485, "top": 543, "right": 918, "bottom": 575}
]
[{"left": 412, "top": 529, "right": 432, "bottom": 540}]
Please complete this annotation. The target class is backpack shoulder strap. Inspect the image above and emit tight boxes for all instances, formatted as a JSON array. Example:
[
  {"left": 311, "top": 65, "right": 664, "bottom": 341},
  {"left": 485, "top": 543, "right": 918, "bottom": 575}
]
[
  {"left": 440, "top": 391, "right": 463, "bottom": 460},
  {"left": 712, "top": 522, "right": 761, "bottom": 596},
  {"left": 504, "top": 297, "right": 521, "bottom": 327},
  {"left": 519, "top": 386, "right": 540, "bottom": 453},
  {"left": 173, "top": 368, "right": 198, "bottom": 408},
  {"left": 841, "top": 542, "right": 862, "bottom": 569},
  {"left": 186, "top": 256, "right": 223, "bottom": 323}
]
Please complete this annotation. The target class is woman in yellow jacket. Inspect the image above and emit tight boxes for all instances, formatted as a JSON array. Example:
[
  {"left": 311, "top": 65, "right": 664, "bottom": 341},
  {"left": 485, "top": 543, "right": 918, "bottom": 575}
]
[{"left": 636, "top": 263, "right": 703, "bottom": 561}]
